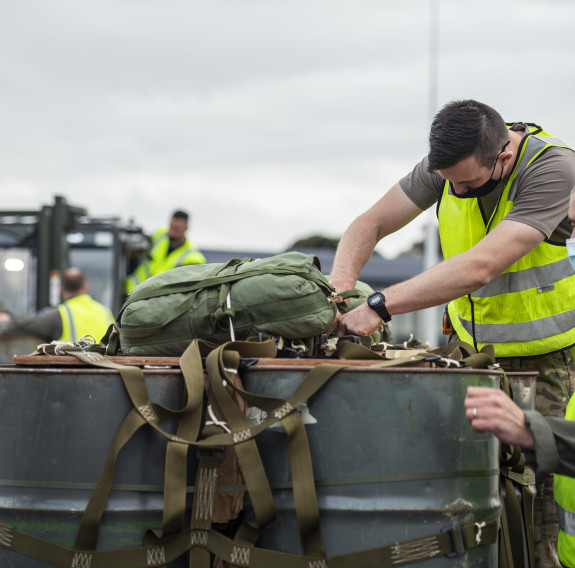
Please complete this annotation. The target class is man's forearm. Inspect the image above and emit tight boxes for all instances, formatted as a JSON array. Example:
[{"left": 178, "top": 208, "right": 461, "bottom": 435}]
[
  {"left": 330, "top": 216, "right": 380, "bottom": 292},
  {"left": 383, "top": 252, "right": 485, "bottom": 314}
]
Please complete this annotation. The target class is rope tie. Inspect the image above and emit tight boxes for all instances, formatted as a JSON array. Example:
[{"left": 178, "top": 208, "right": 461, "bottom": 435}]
[
  {"left": 438, "top": 357, "right": 462, "bottom": 368},
  {"left": 475, "top": 521, "right": 486, "bottom": 545},
  {"left": 226, "top": 290, "right": 236, "bottom": 341},
  {"left": 205, "top": 405, "right": 232, "bottom": 434}
]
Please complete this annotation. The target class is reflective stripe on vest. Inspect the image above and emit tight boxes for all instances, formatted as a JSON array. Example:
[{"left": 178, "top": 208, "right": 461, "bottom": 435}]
[
  {"left": 438, "top": 125, "right": 575, "bottom": 357},
  {"left": 61, "top": 303, "right": 76, "bottom": 343},
  {"left": 555, "top": 395, "right": 575, "bottom": 567},
  {"left": 57, "top": 295, "right": 114, "bottom": 343},
  {"left": 558, "top": 503, "right": 575, "bottom": 537}
]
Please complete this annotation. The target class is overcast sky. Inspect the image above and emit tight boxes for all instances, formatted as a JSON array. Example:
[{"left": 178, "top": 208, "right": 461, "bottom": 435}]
[{"left": 2, "top": 0, "right": 575, "bottom": 257}]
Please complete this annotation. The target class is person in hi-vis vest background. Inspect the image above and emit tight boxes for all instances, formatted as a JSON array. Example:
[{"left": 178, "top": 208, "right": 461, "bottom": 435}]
[
  {"left": 125, "top": 209, "right": 206, "bottom": 294},
  {"left": 0, "top": 267, "right": 113, "bottom": 343}
]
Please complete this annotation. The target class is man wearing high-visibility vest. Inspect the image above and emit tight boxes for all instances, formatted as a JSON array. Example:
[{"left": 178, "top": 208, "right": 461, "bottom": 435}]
[
  {"left": 465, "top": 386, "right": 575, "bottom": 568},
  {"left": 125, "top": 210, "right": 206, "bottom": 294},
  {"left": 330, "top": 100, "right": 575, "bottom": 567},
  {"left": 0, "top": 267, "right": 114, "bottom": 343}
]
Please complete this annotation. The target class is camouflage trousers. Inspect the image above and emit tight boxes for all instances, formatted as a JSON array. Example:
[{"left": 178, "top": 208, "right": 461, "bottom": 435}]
[{"left": 498, "top": 346, "right": 575, "bottom": 568}]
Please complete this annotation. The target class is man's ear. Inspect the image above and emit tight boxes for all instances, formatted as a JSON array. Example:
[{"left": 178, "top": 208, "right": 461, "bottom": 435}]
[{"left": 500, "top": 148, "right": 514, "bottom": 166}]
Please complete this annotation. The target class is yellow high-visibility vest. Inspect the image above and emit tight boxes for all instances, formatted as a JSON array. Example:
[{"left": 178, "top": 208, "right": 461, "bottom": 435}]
[
  {"left": 58, "top": 294, "right": 114, "bottom": 343},
  {"left": 438, "top": 125, "right": 575, "bottom": 357},
  {"left": 555, "top": 394, "right": 575, "bottom": 568},
  {"left": 125, "top": 228, "right": 206, "bottom": 293}
]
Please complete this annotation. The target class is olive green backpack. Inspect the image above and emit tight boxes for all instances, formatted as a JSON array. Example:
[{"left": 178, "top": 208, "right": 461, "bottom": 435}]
[{"left": 106, "top": 251, "right": 370, "bottom": 356}]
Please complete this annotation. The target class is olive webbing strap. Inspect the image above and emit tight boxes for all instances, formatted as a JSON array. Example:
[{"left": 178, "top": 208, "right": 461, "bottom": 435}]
[
  {"left": 499, "top": 482, "right": 515, "bottom": 568},
  {"left": 160, "top": 339, "right": 222, "bottom": 539},
  {"left": 195, "top": 353, "right": 346, "bottom": 452},
  {"left": 281, "top": 410, "right": 326, "bottom": 558},
  {"left": 497, "top": 368, "right": 536, "bottom": 568},
  {"left": 0, "top": 514, "right": 500, "bottom": 568},
  {"left": 205, "top": 345, "right": 342, "bottom": 557},
  {"left": 521, "top": 484, "right": 536, "bottom": 568},
  {"left": 0, "top": 522, "right": 191, "bottom": 568},
  {"left": 503, "top": 475, "right": 526, "bottom": 568},
  {"left": 74, "top": 407, "right": 147, "bottom": 550},
  {"left": 68, "top": 340, "right": 213, "bottom": 551},
  {"left": 150, "top": 339, "right": 216, "bottom": 546},
  {"left": 205, "top": 348, "right": 278, "bottom": 531},
  {"left": 69, "top": 338, "right": 281, "bottom": 563},
  {"left": 189, "top": 456, "right": 221, "bottom": 568},
  {"left": 143, "top": 406, "right": 204, "bottom": 560},
  {"left": 161, "top": 441, "right": 191, "bottom": 536},
  {"left": 209, "top": 349, "right": 329, "bottom": 557},
  {"left": 67, "top": 340, "right": 224, "bottom": 447},
  {"left": 336, "top": 339, "right": 498, "bottom": 368}
]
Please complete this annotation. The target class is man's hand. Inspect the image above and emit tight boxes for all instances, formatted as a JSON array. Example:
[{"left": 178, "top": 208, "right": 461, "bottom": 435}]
[
  {"left": 464, "top": 386, "right": 535, "bottom": 449},
  {"left": 333, "top": 302, "right": 383, "bottom": 337}
]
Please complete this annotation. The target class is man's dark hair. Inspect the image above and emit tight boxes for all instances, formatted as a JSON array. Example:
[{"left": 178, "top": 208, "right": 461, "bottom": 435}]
[
  {"left": 427, "top": 100, "right": 509, "bottom": 171},
  {"left": 171, "top": 210, "right": 189, "bottom": 222},
  {"left": 62, "top": 268, "right": 86, "bottom": 294}
]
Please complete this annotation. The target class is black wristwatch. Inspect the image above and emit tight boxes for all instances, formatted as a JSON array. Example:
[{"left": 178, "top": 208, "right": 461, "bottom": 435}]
[{"left": 367, "top": 291, "right": 392, "bottom": 323}]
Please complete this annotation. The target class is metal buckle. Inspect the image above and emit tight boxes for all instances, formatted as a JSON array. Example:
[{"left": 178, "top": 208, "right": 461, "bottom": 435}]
[
  {"left": 442, "top": 525, "right": 466, "bottom": 557},
  {"left": 196, "top": 446, "right": 226, "bottom": 462}
]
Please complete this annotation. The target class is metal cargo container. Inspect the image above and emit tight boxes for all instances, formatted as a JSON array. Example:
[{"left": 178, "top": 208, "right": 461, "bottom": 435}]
[{"left": 0, "top": 359, "right": 535, "bottom": 567}]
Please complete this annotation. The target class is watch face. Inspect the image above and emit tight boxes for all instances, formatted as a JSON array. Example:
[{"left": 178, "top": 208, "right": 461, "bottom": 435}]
[
  {"left": 368, "top": 293, "right": 382, "bottom": 307},
  {"left": 368, "top": 292, "right": 391, "bottom": 322}
]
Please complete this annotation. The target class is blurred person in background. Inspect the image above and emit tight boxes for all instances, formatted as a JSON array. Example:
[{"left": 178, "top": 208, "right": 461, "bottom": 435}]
[
  {"left": 125, "top": 209, "right": 206, "bottom": 294},
  {"left": 0, "top": 267, "right": 113, "bottom": 343}
]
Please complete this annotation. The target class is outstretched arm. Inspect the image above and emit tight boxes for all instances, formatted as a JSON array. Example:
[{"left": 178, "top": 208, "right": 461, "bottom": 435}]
[{"left": 335, "top": 217, "right": 546, "bottom": 337}]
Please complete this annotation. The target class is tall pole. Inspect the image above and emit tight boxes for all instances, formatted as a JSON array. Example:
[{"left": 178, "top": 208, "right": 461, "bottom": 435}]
[
  {"left": 428, "top": 0, "right": 439, "bottom": 122},
  {"left": 422, "top": 0, "right": 442, "bottom": 347}
]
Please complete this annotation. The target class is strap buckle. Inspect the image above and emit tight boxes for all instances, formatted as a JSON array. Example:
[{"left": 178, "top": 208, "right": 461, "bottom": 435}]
[
  {"left": 196, "top": 446, "right": 226, "bottom": 462},
  {"left": 442, "top": 525, "right": 466, "bottom": 557}
]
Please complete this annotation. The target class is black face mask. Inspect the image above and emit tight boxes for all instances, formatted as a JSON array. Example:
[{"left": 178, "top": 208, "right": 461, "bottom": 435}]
[
  {"left": 452, "top": 140, "right": 510, "bottom": 199},
  {"left": 451, "top": 175, "right": 502, "bottom": 199}
]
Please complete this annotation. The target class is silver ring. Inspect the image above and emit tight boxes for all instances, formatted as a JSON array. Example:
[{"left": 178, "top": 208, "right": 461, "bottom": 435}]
[{"left": 472, "top": 407, "right": 477, "bottom": 420}]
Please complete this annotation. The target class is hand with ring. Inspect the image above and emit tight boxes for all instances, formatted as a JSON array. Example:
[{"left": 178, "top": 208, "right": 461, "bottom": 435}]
[{"left": 464, "top": 386, "right": 535, "bottom": 449}]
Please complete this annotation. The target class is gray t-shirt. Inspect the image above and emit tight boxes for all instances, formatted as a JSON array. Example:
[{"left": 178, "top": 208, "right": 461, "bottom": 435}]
[{"left": 399, "top": 123, "right": 575, "bottom": 243}]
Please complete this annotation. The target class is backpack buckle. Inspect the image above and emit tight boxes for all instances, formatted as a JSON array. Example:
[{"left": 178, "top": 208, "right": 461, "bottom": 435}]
[{"left": 442, "top": 525, "right": 466, "bottom": 557}]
